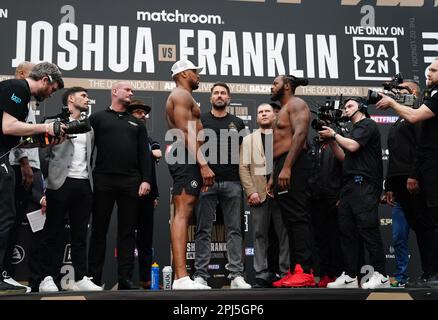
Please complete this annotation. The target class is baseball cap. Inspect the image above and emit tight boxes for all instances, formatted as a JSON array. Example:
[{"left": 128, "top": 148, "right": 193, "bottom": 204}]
[{"left": 171, "top": 60, "right": 203, "bottom": 77}]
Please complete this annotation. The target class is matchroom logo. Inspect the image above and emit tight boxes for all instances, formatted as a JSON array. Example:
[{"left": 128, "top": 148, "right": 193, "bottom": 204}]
[{"left": 353, "top": 37, "right": 399, "bottom": 81}]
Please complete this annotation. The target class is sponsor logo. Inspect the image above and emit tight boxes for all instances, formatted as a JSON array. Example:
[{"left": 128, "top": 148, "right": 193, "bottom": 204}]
[
  {"left": 208, "top": 264, "right": 220, "bottom": 270},
  {"left": 371, "top": 115, "right": 398, "bottom": 124},
  {"left": 10, "top": 93, "right": 22, "bottom": 104},
  {"left": 353, "top": 37, "right": 399, "bottom": 80},
  {"left": 137, "top": 10, "right": 224, "bottom": 25},
  {"left": 11, "top": 245, "right": 25, "bottom": 265},
  {"left": 245, "top": 247, "right": 254, "bottom": 256},
  {"left": 190, "top": 180, "right": 198, "bottom": 188}
]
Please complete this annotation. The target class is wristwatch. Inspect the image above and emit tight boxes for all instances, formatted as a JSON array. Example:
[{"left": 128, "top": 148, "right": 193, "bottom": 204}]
[{"left": 332, "top": 132, "right": 337, "bottom": 140}]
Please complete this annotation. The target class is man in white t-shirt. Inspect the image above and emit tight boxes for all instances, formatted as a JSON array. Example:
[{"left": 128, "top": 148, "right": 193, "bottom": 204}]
[{"left": 38, "top": 87, "right": 101, "bottom": 292}]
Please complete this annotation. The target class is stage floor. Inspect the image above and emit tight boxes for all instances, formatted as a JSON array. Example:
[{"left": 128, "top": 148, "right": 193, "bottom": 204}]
[{"left": 1, "top": 287, "right": 438, "bottom": 300}]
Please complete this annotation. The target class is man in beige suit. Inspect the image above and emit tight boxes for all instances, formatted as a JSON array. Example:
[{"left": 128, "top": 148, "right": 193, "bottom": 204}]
[{"left": 240, "top": 103, "right": 289, "bottom": 287}]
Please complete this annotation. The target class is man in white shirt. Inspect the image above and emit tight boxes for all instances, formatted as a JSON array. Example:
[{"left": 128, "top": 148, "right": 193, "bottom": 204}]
[{"left": 38, "top": 87, "right": 101, "bottom": 292}]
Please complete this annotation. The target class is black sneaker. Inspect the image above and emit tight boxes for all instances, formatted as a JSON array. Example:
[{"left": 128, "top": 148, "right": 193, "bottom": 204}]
[
  {"left": 0, "top": 279, "right": 27, "bottom": 295},
  {"left": 253, "top": 278, "right": 272, "bottom": 288},
  {"left": 426, "top": 274, "right": 438, "bottom": 288},
  {"left": 118, "top": 279, "right": 139, "bottom": 290},
  {"left": 407, "top": 273, "right": 430, "bottom": 288}
]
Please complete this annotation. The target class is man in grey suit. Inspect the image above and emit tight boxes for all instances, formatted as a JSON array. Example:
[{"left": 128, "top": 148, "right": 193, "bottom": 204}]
[
  {"left": 240, "top": 103, "right": 289, "bottom": 287},
  {"left": 39, "top": 87, "right": 101, "bottom": 292}
]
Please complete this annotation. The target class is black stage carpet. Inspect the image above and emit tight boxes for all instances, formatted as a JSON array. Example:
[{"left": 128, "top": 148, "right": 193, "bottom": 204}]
[{"left": 1, "top": 287, "right": 437, "bottom": 300}]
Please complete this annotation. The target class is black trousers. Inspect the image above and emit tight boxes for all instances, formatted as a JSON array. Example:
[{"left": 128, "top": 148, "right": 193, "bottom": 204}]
[
  {"left": 418, "top": 167, "right": 438, "bottom": 274},
  {"left": 88, "top": 174, "right": 140, "bottom": 285},
  {"left": 136, "top": 196, "right": 155, "bottom": 282},
  {"left": 3, "top": 165, "right": 31, "bottom": 275},
  {"left": 42, "top": 178, "right": 92, "bottom": 281},
  {"left": 310, "top": 197, "right": 343, "bottom": 277},
  {"left": 273, "top": 151, "right": 313, "bottom": 273},
  {"left": 338, "top": 179, "right": 385, "bottom": 277},
  {"left": 0, "top": 158, "right": 16, "bottom": 272}
]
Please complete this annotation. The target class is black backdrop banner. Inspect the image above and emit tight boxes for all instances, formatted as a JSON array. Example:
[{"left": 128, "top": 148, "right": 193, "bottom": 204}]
[{"left": 1, "top": 0, "right": 437, "bottom": 286}]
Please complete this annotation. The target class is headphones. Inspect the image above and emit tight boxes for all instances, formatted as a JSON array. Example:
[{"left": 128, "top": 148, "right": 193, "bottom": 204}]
[
  {"left": 46, "top": 74, "right": 53, "bottom": 83},
  {"left": 345, "top": 97, "right": 369, "bottom": 118}
]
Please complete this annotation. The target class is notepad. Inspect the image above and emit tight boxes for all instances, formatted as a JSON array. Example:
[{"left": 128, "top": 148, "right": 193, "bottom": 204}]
[{"left": 26, "top": 209, "right": 46, "bottom": 232}]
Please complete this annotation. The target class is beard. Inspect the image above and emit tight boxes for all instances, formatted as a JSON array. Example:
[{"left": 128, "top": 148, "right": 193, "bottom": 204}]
[
  {"left": 76, "top": 105, "right": 89, "bottom": 113},
  {"left": 33, "top": 90, "right": 48, "bottom": 102},
  {"left": 212, "top": 100, "right": 227, "bottom": 110},
  {"left": 191, "top": 80, "right": 199, "bottom": 90},
  {"left": 270, "top": 86, "right": 285, "bottom": 102},
  {"left": 426, "top": 79, "right": 437, "bottom": 88}
]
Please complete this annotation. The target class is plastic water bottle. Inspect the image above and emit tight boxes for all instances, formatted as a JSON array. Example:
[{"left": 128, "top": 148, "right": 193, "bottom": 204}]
[
  {"left": 162, "top": 266, "right": 173, "bottom": 290},
  {"left": 151, "top": 262, "right": 160, "bottom": 290}
]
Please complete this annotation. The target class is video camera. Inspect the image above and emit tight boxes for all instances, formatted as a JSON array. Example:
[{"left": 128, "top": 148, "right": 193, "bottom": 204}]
[
  {"left": 25, "top": 106, "right": 91, "bottom": 146},
  {"left": 366, "top": 73, "right": 417, "bottom": 107},
  {"left": 311, "top": 96, "right": 349, "bottom": 132}
]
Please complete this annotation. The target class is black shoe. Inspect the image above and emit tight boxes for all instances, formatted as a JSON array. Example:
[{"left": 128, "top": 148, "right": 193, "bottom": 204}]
[
  {"left": 0, "top": 279, "right": 27, "bottom": 295},
  {"left": 407, "top": 273, "right": 430, "bottom": 288},
  {"left": 426, "top": 274, "right": 438, "bottom": 288},
  {"left": 118, "top": 279, "right": 139, "bottom": 290},
  {"left": 253, "top": 278, "right": 272, "bottom": 288},
  {"left": 267, "top": 273, "right": 281, "bottom": 286}
]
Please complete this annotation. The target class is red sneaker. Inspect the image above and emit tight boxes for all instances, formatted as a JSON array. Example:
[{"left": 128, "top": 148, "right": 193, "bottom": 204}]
[
  {"left": 317, "top": 275, "right": 336, "bottom": 288},
  {"left": 272, "top": 270, "right": 294, "bottom": 288},
  {"left": 279, "top": 264, "right": 316, "bottom": 288}
]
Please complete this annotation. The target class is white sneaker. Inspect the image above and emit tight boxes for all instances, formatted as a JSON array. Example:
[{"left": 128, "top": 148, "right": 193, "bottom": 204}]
[
  {"left": 231, "top": 276, "right": 251, "bottom": 289},
  {"left": 327, "top": 272, "right": 359, "bottom": 288},
  {"left": 3, "top": 276, "right": 31, "bottom": 293},
  {"left": 172, "top": 276, "right": 211, "bottom": 290},
  {"left": 39, "top": 276, "right": 59, "bottom": 292},
  {"left": 361, "top": 272, "right": 390, "bottom": 289},
  {"left": 194, "top": 277, "right": 211, "bottom": 289},
  {"left": 70, "top": 276, "right": 103, "bottom": 291}
]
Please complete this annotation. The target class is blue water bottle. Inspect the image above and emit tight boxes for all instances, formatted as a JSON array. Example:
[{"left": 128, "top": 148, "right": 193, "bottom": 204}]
[{"left": 151, "top": 262, "right": 160, "bottom": 290}]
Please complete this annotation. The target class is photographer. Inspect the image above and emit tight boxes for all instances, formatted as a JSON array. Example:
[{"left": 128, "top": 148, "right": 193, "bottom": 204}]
[
  {"left": 376, "top": 58, "right": 438, "bottom": 288},
  {"left": 38, "top": 87, "right": 101, "bottom": 292},
  {"left": 0, "top": 62, "right": 64, "bottom": 294},
  {"left": 318, "top": 97, "right": 389, "bottom": 289}
]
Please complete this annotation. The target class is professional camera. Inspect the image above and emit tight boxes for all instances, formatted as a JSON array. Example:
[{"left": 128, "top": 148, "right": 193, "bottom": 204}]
[
  {"left": 25, "top": 106, "right": 91, "bottom": 146},
  {"left": 366, "top": 73, "right": 417, "bottom": 107},
  {"left": 311, "top": 96, "right": 349, "bottom": 132}
]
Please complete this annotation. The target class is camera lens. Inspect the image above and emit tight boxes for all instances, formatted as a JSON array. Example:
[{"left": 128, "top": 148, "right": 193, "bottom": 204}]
[{"left": 366, "top": 89, "right": 382, "bottom": 104}]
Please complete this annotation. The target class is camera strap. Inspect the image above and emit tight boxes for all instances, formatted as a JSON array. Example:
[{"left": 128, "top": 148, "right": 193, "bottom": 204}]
[{"left": 0, "top": 139, "right": 29, "bottom": 162}]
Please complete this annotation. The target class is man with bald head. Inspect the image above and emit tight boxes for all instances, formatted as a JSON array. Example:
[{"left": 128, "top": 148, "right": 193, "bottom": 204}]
[{"left": 88, "top": 81, "right": 152, "bottom": 289}]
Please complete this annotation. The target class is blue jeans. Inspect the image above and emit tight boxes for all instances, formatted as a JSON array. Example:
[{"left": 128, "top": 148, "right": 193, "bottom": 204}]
[
  {"left": 392, "top": 202, "right": 410, "bottom": 282},
  {"left": 194, "top": 181, "right": 244, "bottom": 280}
]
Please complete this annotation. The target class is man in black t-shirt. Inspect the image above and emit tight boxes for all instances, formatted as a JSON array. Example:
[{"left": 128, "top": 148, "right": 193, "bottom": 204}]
[
  {"left": 319, "top": 97, "right": 389, "bottom": 289},
  {"left": 193, "top": 82, "right": 251, "bottom": 289},
  {"left": 376, "top": 58, "right": 438, "bottom": 288},
  {"left": 0, "top": 62, "right": 64, "bottom": 294}
]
